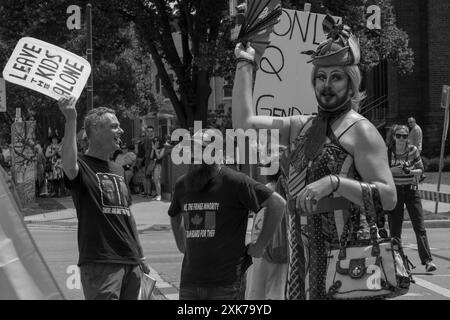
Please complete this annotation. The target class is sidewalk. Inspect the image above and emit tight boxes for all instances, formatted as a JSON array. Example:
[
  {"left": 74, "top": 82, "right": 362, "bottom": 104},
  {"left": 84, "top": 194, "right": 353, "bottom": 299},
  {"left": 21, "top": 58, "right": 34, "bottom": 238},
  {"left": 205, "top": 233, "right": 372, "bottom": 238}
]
[{"left": 24, "top": 195, "right": 171, "bottom": 232}]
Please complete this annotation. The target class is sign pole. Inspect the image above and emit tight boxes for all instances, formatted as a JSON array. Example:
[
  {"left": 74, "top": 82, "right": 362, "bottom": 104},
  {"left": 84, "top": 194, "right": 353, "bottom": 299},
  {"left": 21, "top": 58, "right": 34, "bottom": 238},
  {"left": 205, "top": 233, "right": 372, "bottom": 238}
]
[
  {"left": 86, "top": 3, "right": 93, "bottom": 111},
  {"left": 435, "top": 85, "right": 450, "bottom": 214}
]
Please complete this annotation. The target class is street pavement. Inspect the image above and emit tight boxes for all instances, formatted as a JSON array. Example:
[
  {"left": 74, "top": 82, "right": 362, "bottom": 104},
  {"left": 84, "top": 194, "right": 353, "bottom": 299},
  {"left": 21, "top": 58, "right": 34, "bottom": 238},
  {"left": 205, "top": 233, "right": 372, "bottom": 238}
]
[{"left": 23, "top": 182, "right": 450, "bottom": 300}]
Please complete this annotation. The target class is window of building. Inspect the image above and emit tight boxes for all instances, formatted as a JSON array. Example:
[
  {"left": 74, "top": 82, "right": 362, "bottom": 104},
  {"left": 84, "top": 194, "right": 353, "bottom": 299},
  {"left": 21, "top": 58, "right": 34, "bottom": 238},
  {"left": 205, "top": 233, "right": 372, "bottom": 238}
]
[{"left": 223, "top": 78, "right": 232, "bottom": 99}]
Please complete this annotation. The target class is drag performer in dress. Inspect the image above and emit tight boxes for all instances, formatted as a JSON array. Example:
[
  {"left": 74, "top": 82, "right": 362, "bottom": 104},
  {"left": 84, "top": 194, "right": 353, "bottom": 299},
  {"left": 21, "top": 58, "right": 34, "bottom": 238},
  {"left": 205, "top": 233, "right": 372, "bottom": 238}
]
[{"left": 232, "top": 18, "right": 397, "bottom": 299}]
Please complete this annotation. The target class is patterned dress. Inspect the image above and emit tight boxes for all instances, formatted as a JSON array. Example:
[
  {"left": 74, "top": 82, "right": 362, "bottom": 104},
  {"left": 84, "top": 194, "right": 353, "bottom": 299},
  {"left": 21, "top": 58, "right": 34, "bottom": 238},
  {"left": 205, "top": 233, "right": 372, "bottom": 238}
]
[{"left": 285, "top": 117, "right": 368, "bottom": 300}]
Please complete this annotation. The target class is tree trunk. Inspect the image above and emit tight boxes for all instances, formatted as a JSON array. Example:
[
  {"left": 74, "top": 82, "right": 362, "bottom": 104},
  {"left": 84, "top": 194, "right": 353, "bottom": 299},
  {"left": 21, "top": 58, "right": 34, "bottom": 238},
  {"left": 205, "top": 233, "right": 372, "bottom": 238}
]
[{"left": 193, "top": 70, "right": 212, "bottom": 127}]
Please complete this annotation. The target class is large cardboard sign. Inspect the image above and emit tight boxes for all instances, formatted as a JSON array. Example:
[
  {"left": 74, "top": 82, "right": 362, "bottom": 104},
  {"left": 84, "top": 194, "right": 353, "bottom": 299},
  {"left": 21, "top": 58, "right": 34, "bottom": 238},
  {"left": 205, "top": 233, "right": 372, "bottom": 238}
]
[
  {"left": 253, "top": 9, "right": 341, "bottom": 116},
  {"left": 0, "top": 167, "right": 64, "bottom": 299},
  {"left": 0, "top": 78, "right": 6, "bottom": 112},
  {"left": 2, "top": 37, "right": 91, "bottom": 100}
]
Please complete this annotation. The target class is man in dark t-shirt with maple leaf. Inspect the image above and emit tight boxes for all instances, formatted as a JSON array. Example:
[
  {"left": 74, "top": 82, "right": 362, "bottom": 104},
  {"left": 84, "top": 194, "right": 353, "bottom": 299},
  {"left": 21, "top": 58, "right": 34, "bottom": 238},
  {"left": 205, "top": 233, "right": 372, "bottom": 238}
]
[{"left": 59, "top": 96, "right": 149, "bottom": 300}]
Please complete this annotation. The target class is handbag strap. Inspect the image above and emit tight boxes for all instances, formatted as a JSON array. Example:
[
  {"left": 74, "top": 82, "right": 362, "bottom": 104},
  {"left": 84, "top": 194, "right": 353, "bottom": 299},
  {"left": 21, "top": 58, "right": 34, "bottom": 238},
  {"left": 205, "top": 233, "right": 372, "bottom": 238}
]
[{"left": 338, "top": 182, "right": 380, "bottom": 260}]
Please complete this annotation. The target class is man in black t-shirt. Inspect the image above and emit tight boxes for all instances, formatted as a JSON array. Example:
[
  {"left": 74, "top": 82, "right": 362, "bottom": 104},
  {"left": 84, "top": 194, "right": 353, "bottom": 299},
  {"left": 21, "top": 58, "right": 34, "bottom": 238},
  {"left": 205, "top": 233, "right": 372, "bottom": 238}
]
[
  {"left": 169, "top": 130, "right": 285, "bottom": 300},
  {"left": 59, "top": 96, "right": 149, "bottom": 300}
]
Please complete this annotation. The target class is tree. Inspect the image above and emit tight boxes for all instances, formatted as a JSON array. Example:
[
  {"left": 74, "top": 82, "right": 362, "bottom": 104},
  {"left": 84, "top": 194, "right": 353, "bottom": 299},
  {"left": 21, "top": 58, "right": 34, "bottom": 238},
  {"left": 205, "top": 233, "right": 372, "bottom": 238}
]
[
  {"left": 0, "top": 0, "right": 158, "bottom": 142},
  {"left": 102, "top": 0, "right": 235, "bottom": 128}
]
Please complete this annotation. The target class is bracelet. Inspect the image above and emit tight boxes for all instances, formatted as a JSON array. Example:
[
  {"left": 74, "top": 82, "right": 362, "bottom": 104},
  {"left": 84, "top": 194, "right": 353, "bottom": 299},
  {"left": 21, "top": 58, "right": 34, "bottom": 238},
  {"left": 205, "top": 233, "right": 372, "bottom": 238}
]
[
  {"left": 236, "top": 57, "right": 258, "bottom": 70},
  {"left": 331, "top": 174, "right": 340, "bottom": 193}
]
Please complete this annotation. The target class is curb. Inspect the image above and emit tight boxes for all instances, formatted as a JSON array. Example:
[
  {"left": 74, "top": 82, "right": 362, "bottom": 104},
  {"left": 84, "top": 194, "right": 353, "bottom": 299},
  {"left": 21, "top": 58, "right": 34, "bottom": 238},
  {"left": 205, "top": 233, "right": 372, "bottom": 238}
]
[
  {"left": 25, "top": 219, "right": 450, "bottom": 230},
  {"left": 404, "top": 219, "right": 450, "bottom": 229}
]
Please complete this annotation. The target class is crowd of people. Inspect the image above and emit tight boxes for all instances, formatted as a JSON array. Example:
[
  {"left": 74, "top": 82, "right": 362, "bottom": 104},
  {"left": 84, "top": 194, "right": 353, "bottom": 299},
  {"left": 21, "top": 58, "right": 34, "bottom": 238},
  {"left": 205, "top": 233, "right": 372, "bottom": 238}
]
[{"left": 24, "top": 125, "right": 169, "bottom": 200}]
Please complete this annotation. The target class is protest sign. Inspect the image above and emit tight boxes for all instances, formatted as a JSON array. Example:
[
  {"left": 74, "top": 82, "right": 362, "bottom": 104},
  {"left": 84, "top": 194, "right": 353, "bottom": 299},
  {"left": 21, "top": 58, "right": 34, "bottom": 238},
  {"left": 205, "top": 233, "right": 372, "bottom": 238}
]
[
  {"left": 253, "top": 9, "right": 341, "bottom": 116},
  {"left": 0, "top": 78, "right": 6, "bottom": 112},
  {"left": 0, "top": 166, "right": 64, "bottom": 299},
  {"left": 2, "top": 37, "right": 91, "bottom": 101}
]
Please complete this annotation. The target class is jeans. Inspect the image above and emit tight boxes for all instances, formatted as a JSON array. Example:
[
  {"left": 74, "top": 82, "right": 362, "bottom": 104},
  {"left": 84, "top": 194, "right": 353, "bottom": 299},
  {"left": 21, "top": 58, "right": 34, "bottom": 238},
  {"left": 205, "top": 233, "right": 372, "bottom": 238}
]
[
  {"left": 80, "top": 262, "right": 141, "bottom": 300},
  {"left": 179, "top": 278, "right": 244, "bottom": 300},
  {"left": 387, "top": 185, "right": 433, "bottom": 265}
]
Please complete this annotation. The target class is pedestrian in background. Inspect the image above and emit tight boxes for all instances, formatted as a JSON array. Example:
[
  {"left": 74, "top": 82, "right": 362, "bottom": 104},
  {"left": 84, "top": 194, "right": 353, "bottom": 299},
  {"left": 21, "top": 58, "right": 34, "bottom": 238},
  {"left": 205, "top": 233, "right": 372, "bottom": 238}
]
[
  {"left": 45, "top": 135, "right": 61, "bottom": 197},
  {"left": 115, "top": 144, "right": 137, "bottom": 190},
  {"left": 150, "top": 136, "right": 166, "bottom": 201},
  {"left": 143, "top": 126, "right": 155, "bottom": 197},
  {"left": 245, "top": 166, "right": 288, "bottom": 300},
  {"left": 387, "top": 124, "right": 436, "bottom": 272},
  {"left": 59, "top": 96, "right": 149, "bottom": 300},
  {"left": 169, "top": 130, "right": 285, "bottom": 300},
  {"left": 407, "top": 117, "right": 422, "bottom": 154},
  {"left": 35, "top": 143, "right": 48, "bottom": 197}
]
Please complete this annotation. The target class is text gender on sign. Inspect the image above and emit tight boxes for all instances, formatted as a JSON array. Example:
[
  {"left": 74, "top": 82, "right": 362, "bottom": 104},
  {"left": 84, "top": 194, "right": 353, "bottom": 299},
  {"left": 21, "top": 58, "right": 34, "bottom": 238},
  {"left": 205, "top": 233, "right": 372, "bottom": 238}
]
[{"left": 253, "top": 9, "right": 341, "bottom": 117}]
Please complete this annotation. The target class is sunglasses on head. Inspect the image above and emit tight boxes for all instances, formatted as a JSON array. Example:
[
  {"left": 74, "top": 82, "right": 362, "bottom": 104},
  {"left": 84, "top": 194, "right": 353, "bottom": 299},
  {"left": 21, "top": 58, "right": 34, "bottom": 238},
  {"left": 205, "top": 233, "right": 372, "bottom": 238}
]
[{"left": 395, "top": 133, "right": 408, "bottom": 139}]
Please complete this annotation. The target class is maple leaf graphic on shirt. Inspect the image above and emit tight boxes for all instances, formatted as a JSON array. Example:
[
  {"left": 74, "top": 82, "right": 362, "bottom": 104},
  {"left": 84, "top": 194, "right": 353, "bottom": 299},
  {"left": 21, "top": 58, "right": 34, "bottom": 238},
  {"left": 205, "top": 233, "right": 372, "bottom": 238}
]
[{"left": 191, "top": 214, "right": 203, "bottom": 226}]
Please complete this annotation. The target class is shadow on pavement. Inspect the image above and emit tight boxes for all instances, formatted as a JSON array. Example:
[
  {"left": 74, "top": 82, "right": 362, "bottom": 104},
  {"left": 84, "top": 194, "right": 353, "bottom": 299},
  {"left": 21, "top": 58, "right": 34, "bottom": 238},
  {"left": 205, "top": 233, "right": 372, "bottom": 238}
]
[{"left": 21, "top": 196, "right": 67, "bottom": 217}]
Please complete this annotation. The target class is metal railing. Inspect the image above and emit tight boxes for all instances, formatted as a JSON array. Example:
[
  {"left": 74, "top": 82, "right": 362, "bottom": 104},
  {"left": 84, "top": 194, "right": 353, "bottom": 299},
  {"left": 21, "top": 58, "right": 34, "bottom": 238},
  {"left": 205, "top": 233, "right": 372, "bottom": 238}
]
[{"left": 360, "top": 95, "right": 388, "bottom": 128}]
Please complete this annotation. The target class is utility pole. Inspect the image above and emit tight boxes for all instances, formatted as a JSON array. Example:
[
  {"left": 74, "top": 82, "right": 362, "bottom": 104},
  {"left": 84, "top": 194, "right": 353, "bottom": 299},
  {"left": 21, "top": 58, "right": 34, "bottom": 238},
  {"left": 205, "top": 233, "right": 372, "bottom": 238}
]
[{"left": 86, "top": 3, "right": 93, "bottom": 111}]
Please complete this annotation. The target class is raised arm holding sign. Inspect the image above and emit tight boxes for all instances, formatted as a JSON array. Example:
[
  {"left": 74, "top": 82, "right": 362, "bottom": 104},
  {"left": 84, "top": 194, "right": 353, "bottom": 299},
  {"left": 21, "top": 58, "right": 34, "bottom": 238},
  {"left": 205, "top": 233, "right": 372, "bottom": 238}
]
[
  {"left": 232, "top": 13, "right": 396, "bottom": 300},
  {"left": 2, "top": 37, "right": 91, "bottom": 101}
]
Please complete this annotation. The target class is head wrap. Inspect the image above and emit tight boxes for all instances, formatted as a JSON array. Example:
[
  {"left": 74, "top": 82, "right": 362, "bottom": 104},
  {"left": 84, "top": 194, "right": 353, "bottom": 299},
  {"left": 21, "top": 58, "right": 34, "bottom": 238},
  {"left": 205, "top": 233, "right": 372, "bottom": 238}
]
[{"left": 305, "top": 14, "right": 360, "bottom": 67}]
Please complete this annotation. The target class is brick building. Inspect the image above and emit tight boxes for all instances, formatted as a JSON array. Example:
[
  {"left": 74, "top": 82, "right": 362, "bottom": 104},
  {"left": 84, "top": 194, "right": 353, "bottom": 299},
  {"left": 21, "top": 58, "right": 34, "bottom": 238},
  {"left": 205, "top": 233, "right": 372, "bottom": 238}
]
[{"left": 385, "top": 0, "right": 450, "bottom": 157}]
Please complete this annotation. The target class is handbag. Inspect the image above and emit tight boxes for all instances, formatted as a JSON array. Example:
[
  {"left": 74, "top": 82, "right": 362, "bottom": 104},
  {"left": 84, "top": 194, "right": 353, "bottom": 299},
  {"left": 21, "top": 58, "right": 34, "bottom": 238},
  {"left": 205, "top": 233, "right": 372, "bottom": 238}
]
[{"left": 325, "top": 182, "right": 414, "bottom": 300}]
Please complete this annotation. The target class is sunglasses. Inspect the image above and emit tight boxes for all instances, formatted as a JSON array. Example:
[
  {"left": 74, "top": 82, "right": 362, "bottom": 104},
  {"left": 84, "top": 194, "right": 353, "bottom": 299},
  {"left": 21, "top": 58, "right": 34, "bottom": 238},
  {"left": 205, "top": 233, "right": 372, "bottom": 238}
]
[{"left": 395, "top": 133, "right": 408, "bottom": 139}]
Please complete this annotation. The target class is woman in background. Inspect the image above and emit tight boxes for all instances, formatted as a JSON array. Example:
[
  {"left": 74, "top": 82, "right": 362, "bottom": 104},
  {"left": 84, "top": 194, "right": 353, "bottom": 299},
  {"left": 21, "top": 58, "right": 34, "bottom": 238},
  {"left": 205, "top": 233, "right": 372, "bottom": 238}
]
[
  {"left": 387, "top": 124, "right": 436, "bottom": 272},
  {"left": 151, "top": 137, "right": 166, "bottom": 201}
]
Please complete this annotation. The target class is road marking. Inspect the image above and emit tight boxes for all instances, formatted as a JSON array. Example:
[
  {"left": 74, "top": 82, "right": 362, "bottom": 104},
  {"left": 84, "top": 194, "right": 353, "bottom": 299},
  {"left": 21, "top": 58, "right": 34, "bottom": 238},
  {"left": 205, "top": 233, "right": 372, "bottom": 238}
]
[
  {"left": 404, "top": 243, "right": 438, "bottom": 251},
  {"left": 414, "top": 277, "right": 450, "bottom": 298},
  {"left": 404, "top": 243, "right": 450, "bottom": 262},
  {"left": 156, "top": 282, "right": 173, "bottom": 288},
  {"left": 403, "top": 293, "right": 423, "bottom": 297},
  {"left": 149, "top": 266, "right": 179, "bottom": 300},
  {"left": 165, "top": 293, "right": 179, "bottom": 300}
]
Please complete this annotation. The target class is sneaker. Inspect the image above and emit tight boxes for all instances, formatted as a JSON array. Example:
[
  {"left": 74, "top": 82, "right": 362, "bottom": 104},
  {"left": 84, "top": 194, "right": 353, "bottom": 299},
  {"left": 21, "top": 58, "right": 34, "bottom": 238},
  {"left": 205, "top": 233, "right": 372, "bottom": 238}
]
[
  {"left": 425, "top": 261, "right": 437, "bottom": 272},
  {"left": 153, "top": 195, "right": 161, "bottom": 201}
]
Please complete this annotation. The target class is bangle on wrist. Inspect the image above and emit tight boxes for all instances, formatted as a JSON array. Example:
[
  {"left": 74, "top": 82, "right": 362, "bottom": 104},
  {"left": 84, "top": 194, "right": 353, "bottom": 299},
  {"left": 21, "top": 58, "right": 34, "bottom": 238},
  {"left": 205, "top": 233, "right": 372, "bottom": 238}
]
[{"left": 331, "top": 174, "right": 340, "bottom": 193}]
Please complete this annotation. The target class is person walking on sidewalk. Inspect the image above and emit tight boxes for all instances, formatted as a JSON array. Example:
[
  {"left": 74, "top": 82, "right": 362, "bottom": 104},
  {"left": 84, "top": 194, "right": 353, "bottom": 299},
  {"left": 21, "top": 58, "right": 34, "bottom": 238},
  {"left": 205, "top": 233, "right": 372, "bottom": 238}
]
[
  {"left": 143, "top": 126, "right": 155, "bottom": 197},
  {"left": 169, "top": 130, "right": 285, "bottom": 300},
  {"left": 387, "top": 124, "right": 436, "bottom": 272},
  {"left": 150, "top": 136, "right": 166, "bottom": 201},
  {"left": 59, "top": 96, "right": 149, "bottom": 300},
  {"left": 407, "top": 117, "right": 422, "bottom": 154}
]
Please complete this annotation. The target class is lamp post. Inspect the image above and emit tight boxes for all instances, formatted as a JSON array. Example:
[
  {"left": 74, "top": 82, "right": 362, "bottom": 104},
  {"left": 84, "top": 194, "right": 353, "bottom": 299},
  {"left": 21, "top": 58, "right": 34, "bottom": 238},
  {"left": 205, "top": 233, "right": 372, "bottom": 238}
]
[
  {"left": 435, "top": 85, "right": 450, "bottom": 214},
  {"left": 86, "top": 4, "right": 93, "bottom": 111}
]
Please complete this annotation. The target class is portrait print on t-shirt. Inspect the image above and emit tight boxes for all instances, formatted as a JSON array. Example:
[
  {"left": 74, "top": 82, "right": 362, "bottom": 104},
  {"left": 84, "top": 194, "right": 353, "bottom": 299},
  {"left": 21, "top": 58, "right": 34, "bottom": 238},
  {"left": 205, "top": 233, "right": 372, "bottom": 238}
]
[
  {"left": 98, "top": 172, "right": 131, "bottom": 216},
  {"left": 182, "top": 202, "right": 219, "bottom": 238}
]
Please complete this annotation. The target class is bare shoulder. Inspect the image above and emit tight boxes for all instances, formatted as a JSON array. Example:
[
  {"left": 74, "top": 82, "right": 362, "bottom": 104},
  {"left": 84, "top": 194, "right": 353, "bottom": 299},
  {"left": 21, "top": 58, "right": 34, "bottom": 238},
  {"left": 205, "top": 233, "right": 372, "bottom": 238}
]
[{"left": 339, "top": 111, "right": 386, "bottom": 155}]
